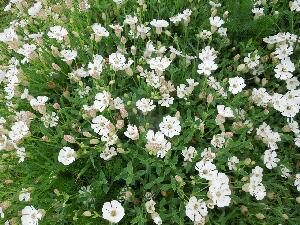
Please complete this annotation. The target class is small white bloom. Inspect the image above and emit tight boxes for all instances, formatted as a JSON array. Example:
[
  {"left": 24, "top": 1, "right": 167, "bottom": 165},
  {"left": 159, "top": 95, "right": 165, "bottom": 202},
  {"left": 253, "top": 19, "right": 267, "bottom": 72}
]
[
  {"left": 195, "top": 160, "right": 217, "bottom": 180},
  {"left": 58, "top": 147, "right": 76, "bottom": 165},
  {"left": 124, "top": 124, "right": 139, "bottom": 140},
  {"left": 182, "top": 146, "right": 197, "bottom": 162},
  {"left": 136, "top": 98, "right": 156, "bottom": 113},
  {"left": 159, "top": 115, "right": 181, "bottom": 138},
  {"left": 93, "top": 91, "right": 111, "bottom": 112},
  {"left": 19, "top": 189, "right": 31, "bottom": 202},
  {"left": 150, "top": 19, "right": 169, "bottom": 34},
  {"left": 185, "top": 196, "right": 208, "bottom": 223},
  {"left": 228, "top": 77, "right": 246, "bottom": 94},
  {"left": 100, "top": 146, "right": 118, "bottom": 160},
  {"left": 21, "top": 206, "right": 42, "bottom": 225},
  {"left": 102, "top": 200, "right": 125, "bottom": 223},
  {"left": 47, "top": 26, "right": 68, "bottom": 41},
  {"left": 61, "top": 49, "right": 77, "bottom": 62}
]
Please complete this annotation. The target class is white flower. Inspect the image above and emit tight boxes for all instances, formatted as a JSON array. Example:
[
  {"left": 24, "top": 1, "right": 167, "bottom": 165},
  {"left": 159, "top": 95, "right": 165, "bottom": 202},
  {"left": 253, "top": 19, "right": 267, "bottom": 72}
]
[
  {"left": 16, "top": 146, "right": 26, "bottom": 162},
  {"left": 136, "top": 98, "right": 156, "bottom": 113},
  {"left": 145, "top": 199, "right": 156, "bottom": 213},
  {"left": 146, "top": 130, "right": 171, "bottom": 158},
  {"left": 0, "top": 27, "right": 18, "bottom": 42},
  {"left": 19, "top": 189, "right": 31, "bottom": 202},
  {"left": 88, "top": 54, "right": 103, "bottom": 77},
  {"left": 256, "top": 122, "right": 281, "bottom": 149},
  {"left": 41, "top": 112, "right": 59, "bottom": 128},
  {"left": 248, "top": 166, "right": 266, "bottom": 200},
  {"left": 208, "top": 173, "right": 231, "bottom": 207},
  {"left": 294, "top": 174, "right": 300, "bottom": 191},
  {"left": 158, "top": 94, "right": 174, "bottom": 107},
  {"left": 8, "top": 121, "right": 29, "bottom": 142},
  {"left": 113, "top": 0, "right": 124, "bottom": 5},
  {"left": 159, "top": 115, "right": 181, "bottom": 138},
  {"left": 280, "top": 166, "right": 291, "bottom": 178},
  {"left": 17, "top": 44, "right": 36, "bottom": 58},
  {"left": 211, "top": 133, "right": 226, "bottom": 148},
  {"left": 124, "top": 124, "right": 139, "bottom": 140},
  {"left": 182, "top": 146, "right": 197, "bottom": 162},
  {"left": 58, "top": 147, "right": 76, "bottom": 165},
  {"left": 100, "top": 146, "right": 118, "bottom": 160},
  {"left": 61, "top": 49, "right": 77, "bottom": 62},
  {"left": 263, "top": 149, "right": 279, "bottom": 169},
  {"left": 28, "top": 1, "right": 42, "bottom": 17},
  {"left": 218, "top": 27, "right": 227, "bottom": 36},
  {"left": 244, "top": 52, "right": 260, "bottom": 69},
  {"left": 102, "top": 200, "right": 125, "bottom": 223},
  {"left": 0, "top": 207, "right": 3, "bottom": 219},
  {"left": 195, "top": 160, "right": 217, "bottom": 180},
  {"left": 248, "top": 183, "right": 266, "bottom": 200},
  {"left": 199, "top": 46, "right": 218, "bottom": 62},
  {"left": 177, "top": 79, "right": 198, "bottom": 98},
  {"left": 274, "top": 44, "right": 293, "bottom": 59},
  {"left": 150, "top": 19, "right": 169, "bottom": 34},
  {"left": 209, "top": 16, "right": 224, "bottom": 28},
  {"left": 251, "top": 88, "right": 271, "bottom": 107},
  {"left": 21, "top": 206, "right": 42, "bottom": 225},
  {"left": 30, "top": 96, "right": 48, "bottom": 113},
  {"left": 47, "top": 26, "right": 68, "bottom": 41},
  {"left": 217, "top": 105, "right": 234, "bottom": 118},
  {"left": 152, "top": 213, "right": 162, "bottom": 225},
  {"left": 286, "top": 77, "right": 300, "bottom": 90},
  {"left": 92, "top": 23, "right": 109, "bottom": 38},
  {"left": 109, "top": 52, "right": 133, "bottom": 71},
  {"left": 185, "top": 196, "right": 208, "bottom": 223},
  {"left": 199, "top": 30, "right": 212, "bottom": 39},
  {"left": 137, "top": 25, "right": 151, "bottom": 39},
  {"left": 274, "top": 58, "right": 295, "bottom": 80},
  {"left": 227, "top": 156, "right": 239, "bottom": 171},
  {"left": 124, "top": 15, "right": 138, "bottom": 26},
  {"left": 148, "top": 56, "right": 172, "bottom": 73},
  {"left": 290, "top": 0, "right": 300, "bottom": 11},
  {"left": 93, "top": 91, "right": 111, "bottom": 112},
  {"left": 252, "top": 7, "right": 264, "bottom": 18},
  {"left": 228, "top": 76, "right": 246, "bottom": 94},
  {"left": 91, "top": 115, "right": 111, "bottom": 137},
  {"left": 197, "top": 46, "right": 218, "bottom": 76},
  {"left": 113, "top": 97, "right": 124, "bottom": 109}
]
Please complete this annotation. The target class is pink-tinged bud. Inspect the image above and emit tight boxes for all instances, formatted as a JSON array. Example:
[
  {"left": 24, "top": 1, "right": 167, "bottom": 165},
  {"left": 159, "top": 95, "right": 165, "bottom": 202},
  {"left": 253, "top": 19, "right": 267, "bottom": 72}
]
[
  {"left": 136, "top": 65, "right": 144, "bottom": 73},
  {"left": 120, "top": 107, "right": 128, "bottom": 118},
  {"left": 82, "top": 131, "right": 92, "bottom": 137},
  {"left": 52, "top": 63, "right": 61, "bottom": 71},
  {"left": 83, "top": 211, "right": 92, "bottom": 217},
  {"left": 65, "top": 0, "right": 72, "bottom": 8},
  {"left": 117, "top": 147, "right": 124, "bottom": 153},
  {"left": 225, "top": 132, "right": 234, "bottom": 138},
  {"left": 53, "top": 103, "right": 61, "bottom": 110},
  {"left": 116, "top": 120, "right": 124, "bottom": 129},
  {"left": 90, "top": 139, "right": 99, "bottom": 145},
  {"left": 64, "top": 135, "right": 76, "bottom": 143},
  {"left": 207, "top": 94, "right": 213, "bottom": 104},
  {"left": 109, "top": 80, "right": 115, "bottom": 85},
  {"left": 42, "top": 136, "right": 49, "bottom": 141},
  {"left": 175, "top": 175, "right": 183, "bottom": 183},
  {"left": 175, "top": 111, "right": 181, "bottom": 119},
  {"left": 131, "top": 46, "right": 137, "bottom": 55},
  {"left": 124, "top": 191, "right": 133, "bottom": 199}
]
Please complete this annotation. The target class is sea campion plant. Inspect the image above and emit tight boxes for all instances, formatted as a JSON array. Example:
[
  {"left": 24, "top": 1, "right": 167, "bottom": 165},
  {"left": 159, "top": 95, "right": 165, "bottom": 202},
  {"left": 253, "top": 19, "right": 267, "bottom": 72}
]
[{"left": 0, "top": 0, "right": 300, "bottom": 224}]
